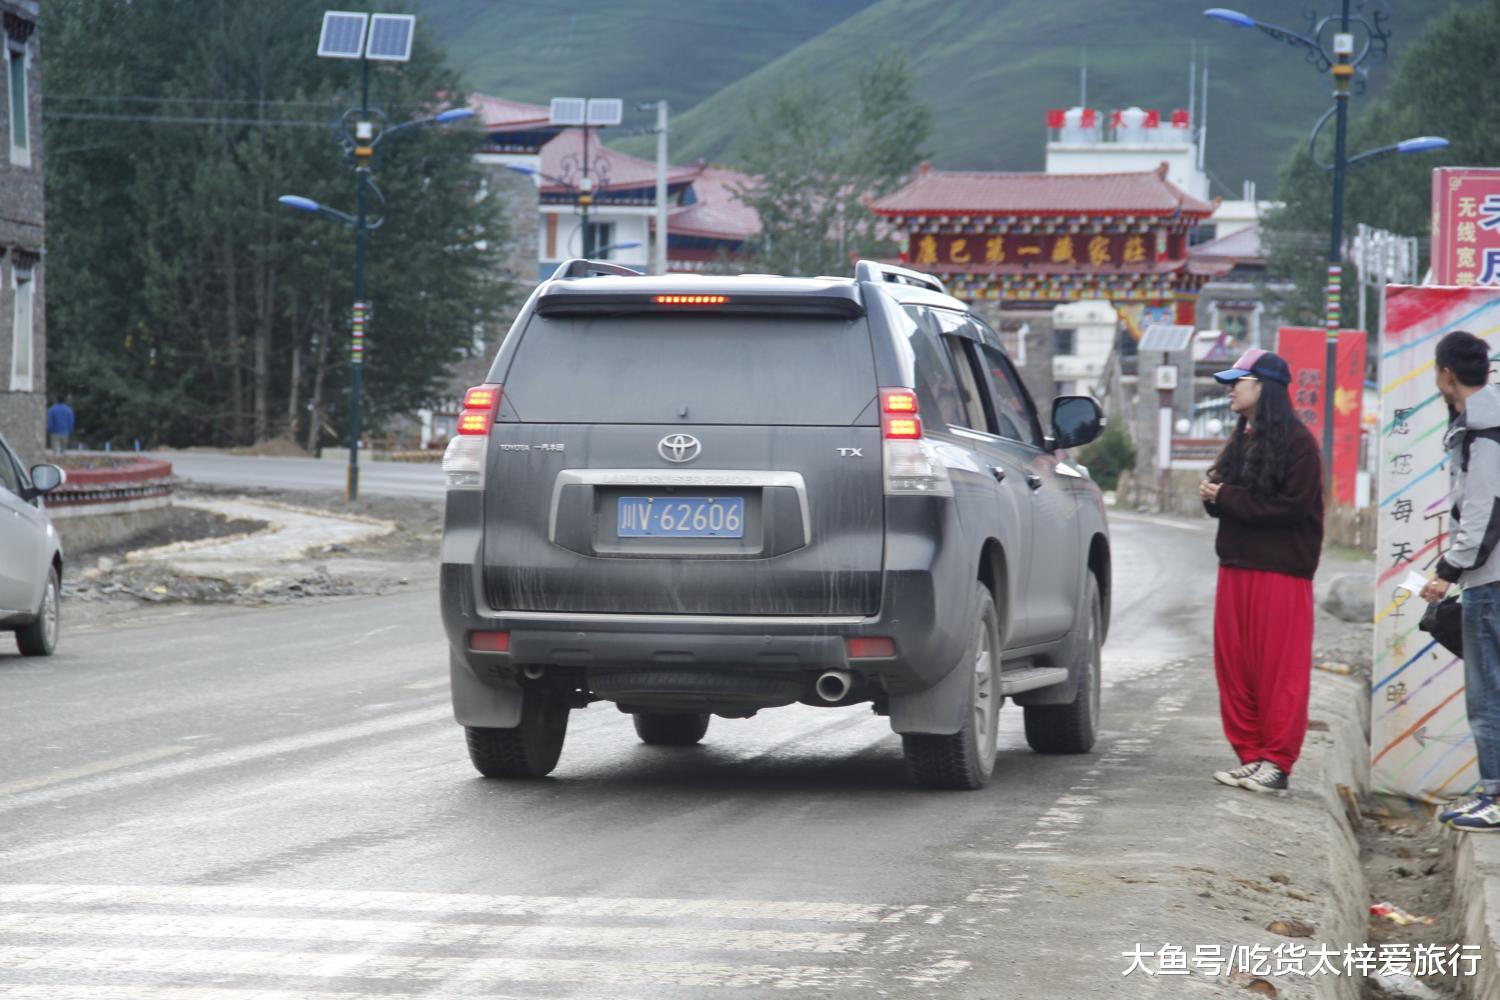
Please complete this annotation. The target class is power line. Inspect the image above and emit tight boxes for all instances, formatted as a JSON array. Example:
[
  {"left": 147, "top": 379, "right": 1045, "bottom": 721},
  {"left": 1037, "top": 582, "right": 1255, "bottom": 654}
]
[
  {"left": 45, "top": 93, "right": 334, "bottom": 109},
  {"left": 44, "top": 111, "right": 331, "bottom": 129}
]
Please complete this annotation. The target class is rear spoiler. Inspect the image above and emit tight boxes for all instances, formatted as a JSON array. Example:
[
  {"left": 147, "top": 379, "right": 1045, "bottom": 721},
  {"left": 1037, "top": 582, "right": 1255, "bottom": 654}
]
[{"left": 536, "top": 266, "right": 866, "bottom": 318}]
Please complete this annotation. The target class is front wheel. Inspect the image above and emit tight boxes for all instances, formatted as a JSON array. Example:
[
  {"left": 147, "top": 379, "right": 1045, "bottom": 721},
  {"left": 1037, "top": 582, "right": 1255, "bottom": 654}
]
[
  {"left": 1024, "top": 574, "right": 1101, "bottom": 754},
  {"left": 15, "top": 566, "right": 59, "bottom": 657},
  {"left": 633, "top": 712, "right": 710, "bottom": 746},
  {"left": 465, "top": 690, "right": 569, "bottom": 779},
  {"left": 902, "top": 582, "right": 1001, "bottom": 790}
]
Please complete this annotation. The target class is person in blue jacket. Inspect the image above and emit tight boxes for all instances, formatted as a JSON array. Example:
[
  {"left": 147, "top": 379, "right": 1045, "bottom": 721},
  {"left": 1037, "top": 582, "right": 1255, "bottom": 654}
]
[{"left": 46, "top": 398, "right": 74, "bottom": 455}]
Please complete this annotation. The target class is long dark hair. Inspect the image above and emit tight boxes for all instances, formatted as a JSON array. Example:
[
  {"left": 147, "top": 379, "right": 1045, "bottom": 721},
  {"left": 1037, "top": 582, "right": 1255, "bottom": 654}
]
[{"left": 1208, "top": 378, "right": 1298, "bottom": 499}]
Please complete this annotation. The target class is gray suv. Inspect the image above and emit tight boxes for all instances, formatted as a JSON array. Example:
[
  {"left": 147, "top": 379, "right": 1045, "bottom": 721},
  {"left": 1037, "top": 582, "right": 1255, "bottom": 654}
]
[{"left": 440, "top": 260, "right": 1110, "bottom": 789}]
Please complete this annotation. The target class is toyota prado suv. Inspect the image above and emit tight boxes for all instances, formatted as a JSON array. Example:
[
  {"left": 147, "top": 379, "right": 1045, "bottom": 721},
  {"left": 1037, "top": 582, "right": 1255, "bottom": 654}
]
[{"left": 440, "top": 259, "right": 1111, "bottom": 789}]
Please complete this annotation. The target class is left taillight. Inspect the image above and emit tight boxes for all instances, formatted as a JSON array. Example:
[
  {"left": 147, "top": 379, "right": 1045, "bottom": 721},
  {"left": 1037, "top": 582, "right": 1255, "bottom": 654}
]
[{"left": 443, "top": 383, "right": 501, "bottom": 489}]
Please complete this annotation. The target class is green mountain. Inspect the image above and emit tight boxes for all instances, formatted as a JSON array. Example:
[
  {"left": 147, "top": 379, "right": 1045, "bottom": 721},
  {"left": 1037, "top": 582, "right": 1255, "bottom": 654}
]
[{"left": 419, "top": 0, "right": 1468, "bottom": 197}]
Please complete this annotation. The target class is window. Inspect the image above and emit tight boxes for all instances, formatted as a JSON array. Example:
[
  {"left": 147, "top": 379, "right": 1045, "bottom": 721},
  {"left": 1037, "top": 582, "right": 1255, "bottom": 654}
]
[
  {"left": 1054, "top": 327, "right": 1077, "bottom": 356},
  {"left": 10, "top": 264, "right": 33, "bottom": 392},
  {"left": 0, "top": 435, "right": 20, "bottom": 497},
  {"left": 584, "top": 221, "right": 615, "bottom": 258},
  {"left": 7, "top": 42, "right": 27, "bottom": 166},
  {"left": 902, "top": 307, "right": 970, "bottom": 430},
  {"left": 977, "top": 344, "right": 1044, "bottom": 448}
]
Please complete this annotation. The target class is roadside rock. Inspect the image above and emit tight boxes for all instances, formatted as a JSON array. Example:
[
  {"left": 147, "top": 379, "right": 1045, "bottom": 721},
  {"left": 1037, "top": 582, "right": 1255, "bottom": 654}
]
[{"left": 1323, "top": 573, "right": 1374, "bottom": 623}]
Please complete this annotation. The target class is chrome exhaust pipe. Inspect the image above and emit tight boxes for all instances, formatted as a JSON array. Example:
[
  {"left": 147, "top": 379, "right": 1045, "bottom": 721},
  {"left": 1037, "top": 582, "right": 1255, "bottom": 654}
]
[
  {"left": 815, "top": 670, "right": 853, "bottom": 703},
  {"left": 521, "top": 664, "right": 546, "bottom": 680}
]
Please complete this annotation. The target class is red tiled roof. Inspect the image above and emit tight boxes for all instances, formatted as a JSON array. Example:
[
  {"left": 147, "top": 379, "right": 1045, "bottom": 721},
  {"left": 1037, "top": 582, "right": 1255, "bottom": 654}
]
[
  {"left": 467, "top": 93, "right": 551, "bottom": 131},
  {"left": 539, "top": 128, "right": 702, "bottom": 193},
  {"left": 871, "top": 162, "right": 1217, "bottom": 218},
  {"left": 662, "top": 167, "right": 760, "bottom": 241}
]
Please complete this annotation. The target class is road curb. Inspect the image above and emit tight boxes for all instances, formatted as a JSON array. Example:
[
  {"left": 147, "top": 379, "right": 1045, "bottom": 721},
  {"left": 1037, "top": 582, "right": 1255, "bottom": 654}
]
[
  {"left": 1444, "top": 826, "right": 1500, "bottom": 1000},
  {"left": 1308, "top": 669, "right": 1372, "bottom": 1000}
]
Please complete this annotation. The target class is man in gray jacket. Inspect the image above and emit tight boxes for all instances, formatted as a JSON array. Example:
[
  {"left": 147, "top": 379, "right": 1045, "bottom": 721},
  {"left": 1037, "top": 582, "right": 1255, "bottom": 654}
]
[{"left": 1422, "top": 330, "right": 1500, "bottom": 832}]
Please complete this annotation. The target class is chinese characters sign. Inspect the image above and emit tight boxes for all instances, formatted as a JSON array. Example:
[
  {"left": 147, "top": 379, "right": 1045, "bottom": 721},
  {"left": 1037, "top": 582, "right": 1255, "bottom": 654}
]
[
  {"left": 907, "top": 232, "right": 1161, "bottom": 269},
  {"left": 1431, "top": 167, "right": 1500, "bottom": 286},
  {"left": 1275, "top": 327, "right": 1366, "bottom": 505},
  {"left": 1373, "top": 285, "right": 1500, "bottom": 801}
]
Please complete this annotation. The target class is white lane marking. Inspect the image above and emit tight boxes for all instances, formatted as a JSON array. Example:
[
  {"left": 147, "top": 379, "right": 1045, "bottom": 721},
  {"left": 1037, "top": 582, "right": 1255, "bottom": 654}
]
[
  {"left": 0, "top": 946, "right": 863, "bottom": 990},
  {"left": 0, "top": 704, "right": 448, "bottom": 816},
  {"left": 352, "top": 625, "right": 402, "bottom": 646},
  {"left": 402, "top": 676, "right": 449, "bottom": 691},
  {"left": 0, "top": 885, "right": 931, "bottom": 925},
  {"left": 0, "top": 989, "right": 634, "bottom": 1000},
  {"left": 0, "top": 912, "right": 865, "bottom": 954},
  {"left": 0, "top": 746, "right": 189, "bottom": 797}
]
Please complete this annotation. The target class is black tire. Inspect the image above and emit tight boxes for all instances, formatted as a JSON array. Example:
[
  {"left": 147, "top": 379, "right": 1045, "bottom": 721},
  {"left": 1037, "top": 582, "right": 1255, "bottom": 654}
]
[
  {"left": 633, "top": 712, "right": 711, "bottom": 746},
  {"left": 1024, "top": 574, "right": 1102, "bottom": 754},
  {"left": 902, "top": 583, "right": 1001, "bottom": 790},
  {"left": 465, "top": 690, "right": 569, "bottom": 779},
  {"left": 15, "top": 565, "right": 59, "bottom": 657}
]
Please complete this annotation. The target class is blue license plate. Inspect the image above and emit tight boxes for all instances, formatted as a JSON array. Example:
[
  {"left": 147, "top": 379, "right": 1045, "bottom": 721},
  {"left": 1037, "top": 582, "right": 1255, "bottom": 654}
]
[{"left": 618, "top": 496, "right": 745, "bottom": 538}]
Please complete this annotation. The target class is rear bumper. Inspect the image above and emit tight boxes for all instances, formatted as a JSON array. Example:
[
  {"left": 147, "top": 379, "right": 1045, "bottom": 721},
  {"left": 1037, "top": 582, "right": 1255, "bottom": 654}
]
[{"left": 440, "top": 492, "right": 974, "bottom": 699}]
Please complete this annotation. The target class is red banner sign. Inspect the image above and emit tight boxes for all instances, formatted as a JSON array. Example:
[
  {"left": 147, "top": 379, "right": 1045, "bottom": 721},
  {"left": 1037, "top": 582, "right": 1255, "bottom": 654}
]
[
  {"left": 1432, "top": 167, "right": 1500, "bottom": 286},
  {"left": 1276, "top": 326, "right": 1366, "bottom": 505},
  {"left": 908, "top": 232, "right": 1169, "bottom": 269}
]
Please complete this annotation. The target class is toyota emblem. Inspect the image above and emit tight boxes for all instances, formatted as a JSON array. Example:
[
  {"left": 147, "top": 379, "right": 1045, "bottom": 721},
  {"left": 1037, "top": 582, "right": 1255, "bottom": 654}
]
[{"left": 658, "top": 433, "right": 702, "bottom": 464}]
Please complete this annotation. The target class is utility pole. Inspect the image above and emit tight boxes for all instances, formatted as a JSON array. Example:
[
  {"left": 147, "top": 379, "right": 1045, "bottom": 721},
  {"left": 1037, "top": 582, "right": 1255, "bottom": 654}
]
[
  {"left": 580, "top": 126, "right": 594, "bottom": 258},
  {"left": 654, "top": 101, "right": 669, "bottom": 276},
  {"left": 1323, "top": 0, "right": 1354, "bottom": 496}
]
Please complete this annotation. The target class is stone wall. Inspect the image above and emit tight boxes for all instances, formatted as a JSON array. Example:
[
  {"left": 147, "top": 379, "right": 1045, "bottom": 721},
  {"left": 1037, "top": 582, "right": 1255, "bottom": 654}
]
[{"left": 0, "top": 1, "right": 44, "bottom": 460}]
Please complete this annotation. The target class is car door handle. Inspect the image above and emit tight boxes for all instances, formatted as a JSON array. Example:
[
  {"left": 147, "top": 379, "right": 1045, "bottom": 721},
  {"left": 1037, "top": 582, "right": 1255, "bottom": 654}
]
[
  {"left": 1025, "top": 473, "right": 1043, "bottom": 490},
  {"left": 990, "top": 466, "right": 1007, "bottom": 484}
]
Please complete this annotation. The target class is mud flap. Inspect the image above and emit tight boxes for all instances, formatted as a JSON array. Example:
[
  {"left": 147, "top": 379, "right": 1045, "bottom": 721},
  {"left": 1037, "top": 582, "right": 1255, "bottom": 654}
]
[
  {"left": 888, "top": 658, "right": 970, "bottom": 736},
  {"left": 449, "top": 651, "right": 523, "bottom": 729}
]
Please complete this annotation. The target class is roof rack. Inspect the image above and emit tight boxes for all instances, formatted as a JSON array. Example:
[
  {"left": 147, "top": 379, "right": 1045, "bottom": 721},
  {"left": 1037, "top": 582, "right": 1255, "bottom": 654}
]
[
  {"left": 854, "top": 260, "right": 947, "bottom": 296},
  {"left": 552, "top": 258, "right": 643, "bottom": 280}
]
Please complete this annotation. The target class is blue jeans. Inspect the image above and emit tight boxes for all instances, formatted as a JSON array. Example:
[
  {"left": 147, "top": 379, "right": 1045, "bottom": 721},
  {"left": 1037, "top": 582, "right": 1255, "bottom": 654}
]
[{"left": 1463, "top": 582, "right": 1500, "bottom": 795}]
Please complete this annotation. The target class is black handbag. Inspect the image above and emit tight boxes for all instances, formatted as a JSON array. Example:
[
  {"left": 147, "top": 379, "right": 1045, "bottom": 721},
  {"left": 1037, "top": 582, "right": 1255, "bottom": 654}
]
[{"left": 1419, "top": 596, "right": 1464, "bottom": 659}]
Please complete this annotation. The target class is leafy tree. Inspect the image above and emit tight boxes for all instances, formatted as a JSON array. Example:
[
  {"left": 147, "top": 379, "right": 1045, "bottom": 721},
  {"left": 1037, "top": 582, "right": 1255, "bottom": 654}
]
[
  {"left": 732, "top": 51, "right": 931, "bottom": 276},
  {"left": 44, "top": 0, "right": 510, "bottom": 448},
  {"left": 1263, "top": 0, "right": 1500, "bottom": 325},
  {"left": 1077, "top": 426, "right": 1136, "bottom": 492}
]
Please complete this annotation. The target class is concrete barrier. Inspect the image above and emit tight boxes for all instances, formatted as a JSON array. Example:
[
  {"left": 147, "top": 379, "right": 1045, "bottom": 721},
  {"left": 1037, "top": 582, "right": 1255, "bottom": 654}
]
[{"left": 43, "top": 457, "right": 175, "bottom": 554}]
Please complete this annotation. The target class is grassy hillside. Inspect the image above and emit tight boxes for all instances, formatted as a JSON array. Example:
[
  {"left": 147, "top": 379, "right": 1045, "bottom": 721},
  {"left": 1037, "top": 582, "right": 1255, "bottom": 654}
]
[
  {"left": 421, "top": 0, "right": 1467, "bottom": 196},
  {"left": 415, "top": 0, "right": 874, "bottom": 114}
]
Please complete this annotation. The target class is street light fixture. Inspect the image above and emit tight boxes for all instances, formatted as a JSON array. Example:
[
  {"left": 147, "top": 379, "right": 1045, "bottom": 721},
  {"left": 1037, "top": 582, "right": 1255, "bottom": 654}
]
[
  {"left": 278, "top": 11, "right": 472, "bottom": 501},
  {"left": 508, "top": 165, "right": 641, "bottom": 261},
  {"left": 1202, "top": 2, "right": 1447, "bottom": 500}
]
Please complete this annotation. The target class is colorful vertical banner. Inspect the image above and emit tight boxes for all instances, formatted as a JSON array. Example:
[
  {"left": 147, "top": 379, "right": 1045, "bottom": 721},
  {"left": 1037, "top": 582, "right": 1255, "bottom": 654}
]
[
  {"left": 1276, "top": 326, "right": 1367, "bottom": 505},
  {"left": 351, "top": 301, "right": 367, "bottom": 365},
  {"left": 1373, "top": 285, "right": 1500, "bottom": 801},
  {"left": 1431, "top": 167, "right": 1500, "bottom": 287}
]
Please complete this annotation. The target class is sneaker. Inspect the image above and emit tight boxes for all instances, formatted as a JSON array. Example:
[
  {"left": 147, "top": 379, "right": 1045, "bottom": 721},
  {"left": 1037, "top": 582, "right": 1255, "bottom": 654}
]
[
  {"left": 1447, "top": 798, "right": 1500, "bottom": 833},
  {"left": 1438, "top": 793, "right": 1492, "bottom": 824},
  {"left": 1214, "top": 761, "right": 1262, "bottom": 787},
  {"left": 1239, "top": 762, "right": 1289, "bottom": 793}
]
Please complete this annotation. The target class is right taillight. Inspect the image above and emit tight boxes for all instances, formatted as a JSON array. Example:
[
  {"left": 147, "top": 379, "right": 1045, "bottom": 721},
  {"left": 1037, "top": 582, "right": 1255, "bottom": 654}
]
[
  {"left": 879, "top": 386, "right": 953, "bottom": 497},
  {"left": 443, "top": 383, "right": 502, "bottom": 489}
]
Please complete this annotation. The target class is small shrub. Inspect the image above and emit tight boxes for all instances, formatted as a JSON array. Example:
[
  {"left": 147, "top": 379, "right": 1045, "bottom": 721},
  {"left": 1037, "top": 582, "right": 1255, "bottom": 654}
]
[{"left": 1076, "top": 426, "right": 1136, "bottom": 491}]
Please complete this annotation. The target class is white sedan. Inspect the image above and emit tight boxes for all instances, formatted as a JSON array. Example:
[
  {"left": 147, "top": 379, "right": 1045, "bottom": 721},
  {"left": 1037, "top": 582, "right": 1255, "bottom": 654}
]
[{"left": 0, "top": 431, "right": 63, "bottom": 656}]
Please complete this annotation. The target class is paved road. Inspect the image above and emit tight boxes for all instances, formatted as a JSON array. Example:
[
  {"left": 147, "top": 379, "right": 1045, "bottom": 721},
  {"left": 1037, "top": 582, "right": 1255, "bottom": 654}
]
[
  {"left": 155, "top": 452, "right": 445, "bottom": 499},
  {"left": 0, "top": 514, "right": 1234, "bottom": 998}
]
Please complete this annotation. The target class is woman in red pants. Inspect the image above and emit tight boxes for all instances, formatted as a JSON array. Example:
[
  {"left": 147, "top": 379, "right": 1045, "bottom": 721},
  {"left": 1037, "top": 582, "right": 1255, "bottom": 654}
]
[{"left": 1198, "top": 349, "right": 1324, "bottom": 793}]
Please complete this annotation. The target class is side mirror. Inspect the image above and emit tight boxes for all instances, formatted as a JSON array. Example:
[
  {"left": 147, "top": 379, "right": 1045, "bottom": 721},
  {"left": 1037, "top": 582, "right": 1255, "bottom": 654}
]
[
  {"left": 27, "top": 464, "right": 65, "bottom": 500},
  {"left": 1052, "top": 396, "right": 1105, "bottom": 451}
]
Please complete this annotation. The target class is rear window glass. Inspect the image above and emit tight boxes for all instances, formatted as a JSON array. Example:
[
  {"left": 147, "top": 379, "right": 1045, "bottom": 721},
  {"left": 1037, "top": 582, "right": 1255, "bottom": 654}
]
[{"left": 503, "top": 314, "right": 877, "bottom": 425}]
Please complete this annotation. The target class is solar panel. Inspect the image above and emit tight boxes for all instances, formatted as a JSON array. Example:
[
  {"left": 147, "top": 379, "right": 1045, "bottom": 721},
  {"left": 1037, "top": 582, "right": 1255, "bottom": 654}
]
[
  {"left": 317, "top": 11, "right": 367, "bottom": 59},
  {"left": 550, "top": 98, "right": 586, "bottom": 126},
  {"left": 585, "top": 98, "right": 623, "bottom": 127},
  {"left": 1139, "top": 324, "right": 1195, "bottom": 353},
  {"left": 365, "top": 13, "right": 415, "bottom": 62}
]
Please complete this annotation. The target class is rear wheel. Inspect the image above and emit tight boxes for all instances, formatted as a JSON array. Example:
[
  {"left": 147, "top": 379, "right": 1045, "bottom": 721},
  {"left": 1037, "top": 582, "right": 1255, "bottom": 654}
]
[
  {"left": 902, "top": 583, "right": 1000, "bottom": 790},
  {"left": 633, "top": 712, "right": 711, "bottom": 746},
  {"left": 1024, "top": 574, "right": 1102, "bottom": 754},
  {"left": 15, "top": 566, "right": 59, "bottom": 657},
  {"left": 465, "top": 689, "right": 570, "bottom": 779}
]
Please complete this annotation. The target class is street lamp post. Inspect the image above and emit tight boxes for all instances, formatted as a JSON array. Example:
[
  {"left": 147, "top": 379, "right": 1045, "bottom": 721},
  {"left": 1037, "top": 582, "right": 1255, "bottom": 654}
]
[
  {"left": 282, "top": 11, "right": 473, "bottom": 501},
  {"left": 1203, "top": 5, "right": 1448, "bottom": 498},
  {"left": 507, "top": 164, "right": 640, "bottom": 261}
]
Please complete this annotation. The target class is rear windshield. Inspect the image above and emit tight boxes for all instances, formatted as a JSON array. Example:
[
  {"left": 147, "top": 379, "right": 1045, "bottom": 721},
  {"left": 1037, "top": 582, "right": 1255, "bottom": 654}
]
[{"left": 502, "top": 314, "right": 877, "bottom": 425}]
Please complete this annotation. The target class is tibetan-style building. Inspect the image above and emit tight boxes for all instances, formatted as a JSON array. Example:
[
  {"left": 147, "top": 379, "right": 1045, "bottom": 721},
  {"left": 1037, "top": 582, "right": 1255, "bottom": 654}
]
[{"left": 870, "top": 162, "right": 1228, "bottom": 334}]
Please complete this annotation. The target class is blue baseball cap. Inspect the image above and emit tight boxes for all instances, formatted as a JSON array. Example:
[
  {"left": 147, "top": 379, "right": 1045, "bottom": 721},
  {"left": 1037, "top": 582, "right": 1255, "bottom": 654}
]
[{"left": 1213, "top": 348, "right": 1292, "bottom": 386}]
